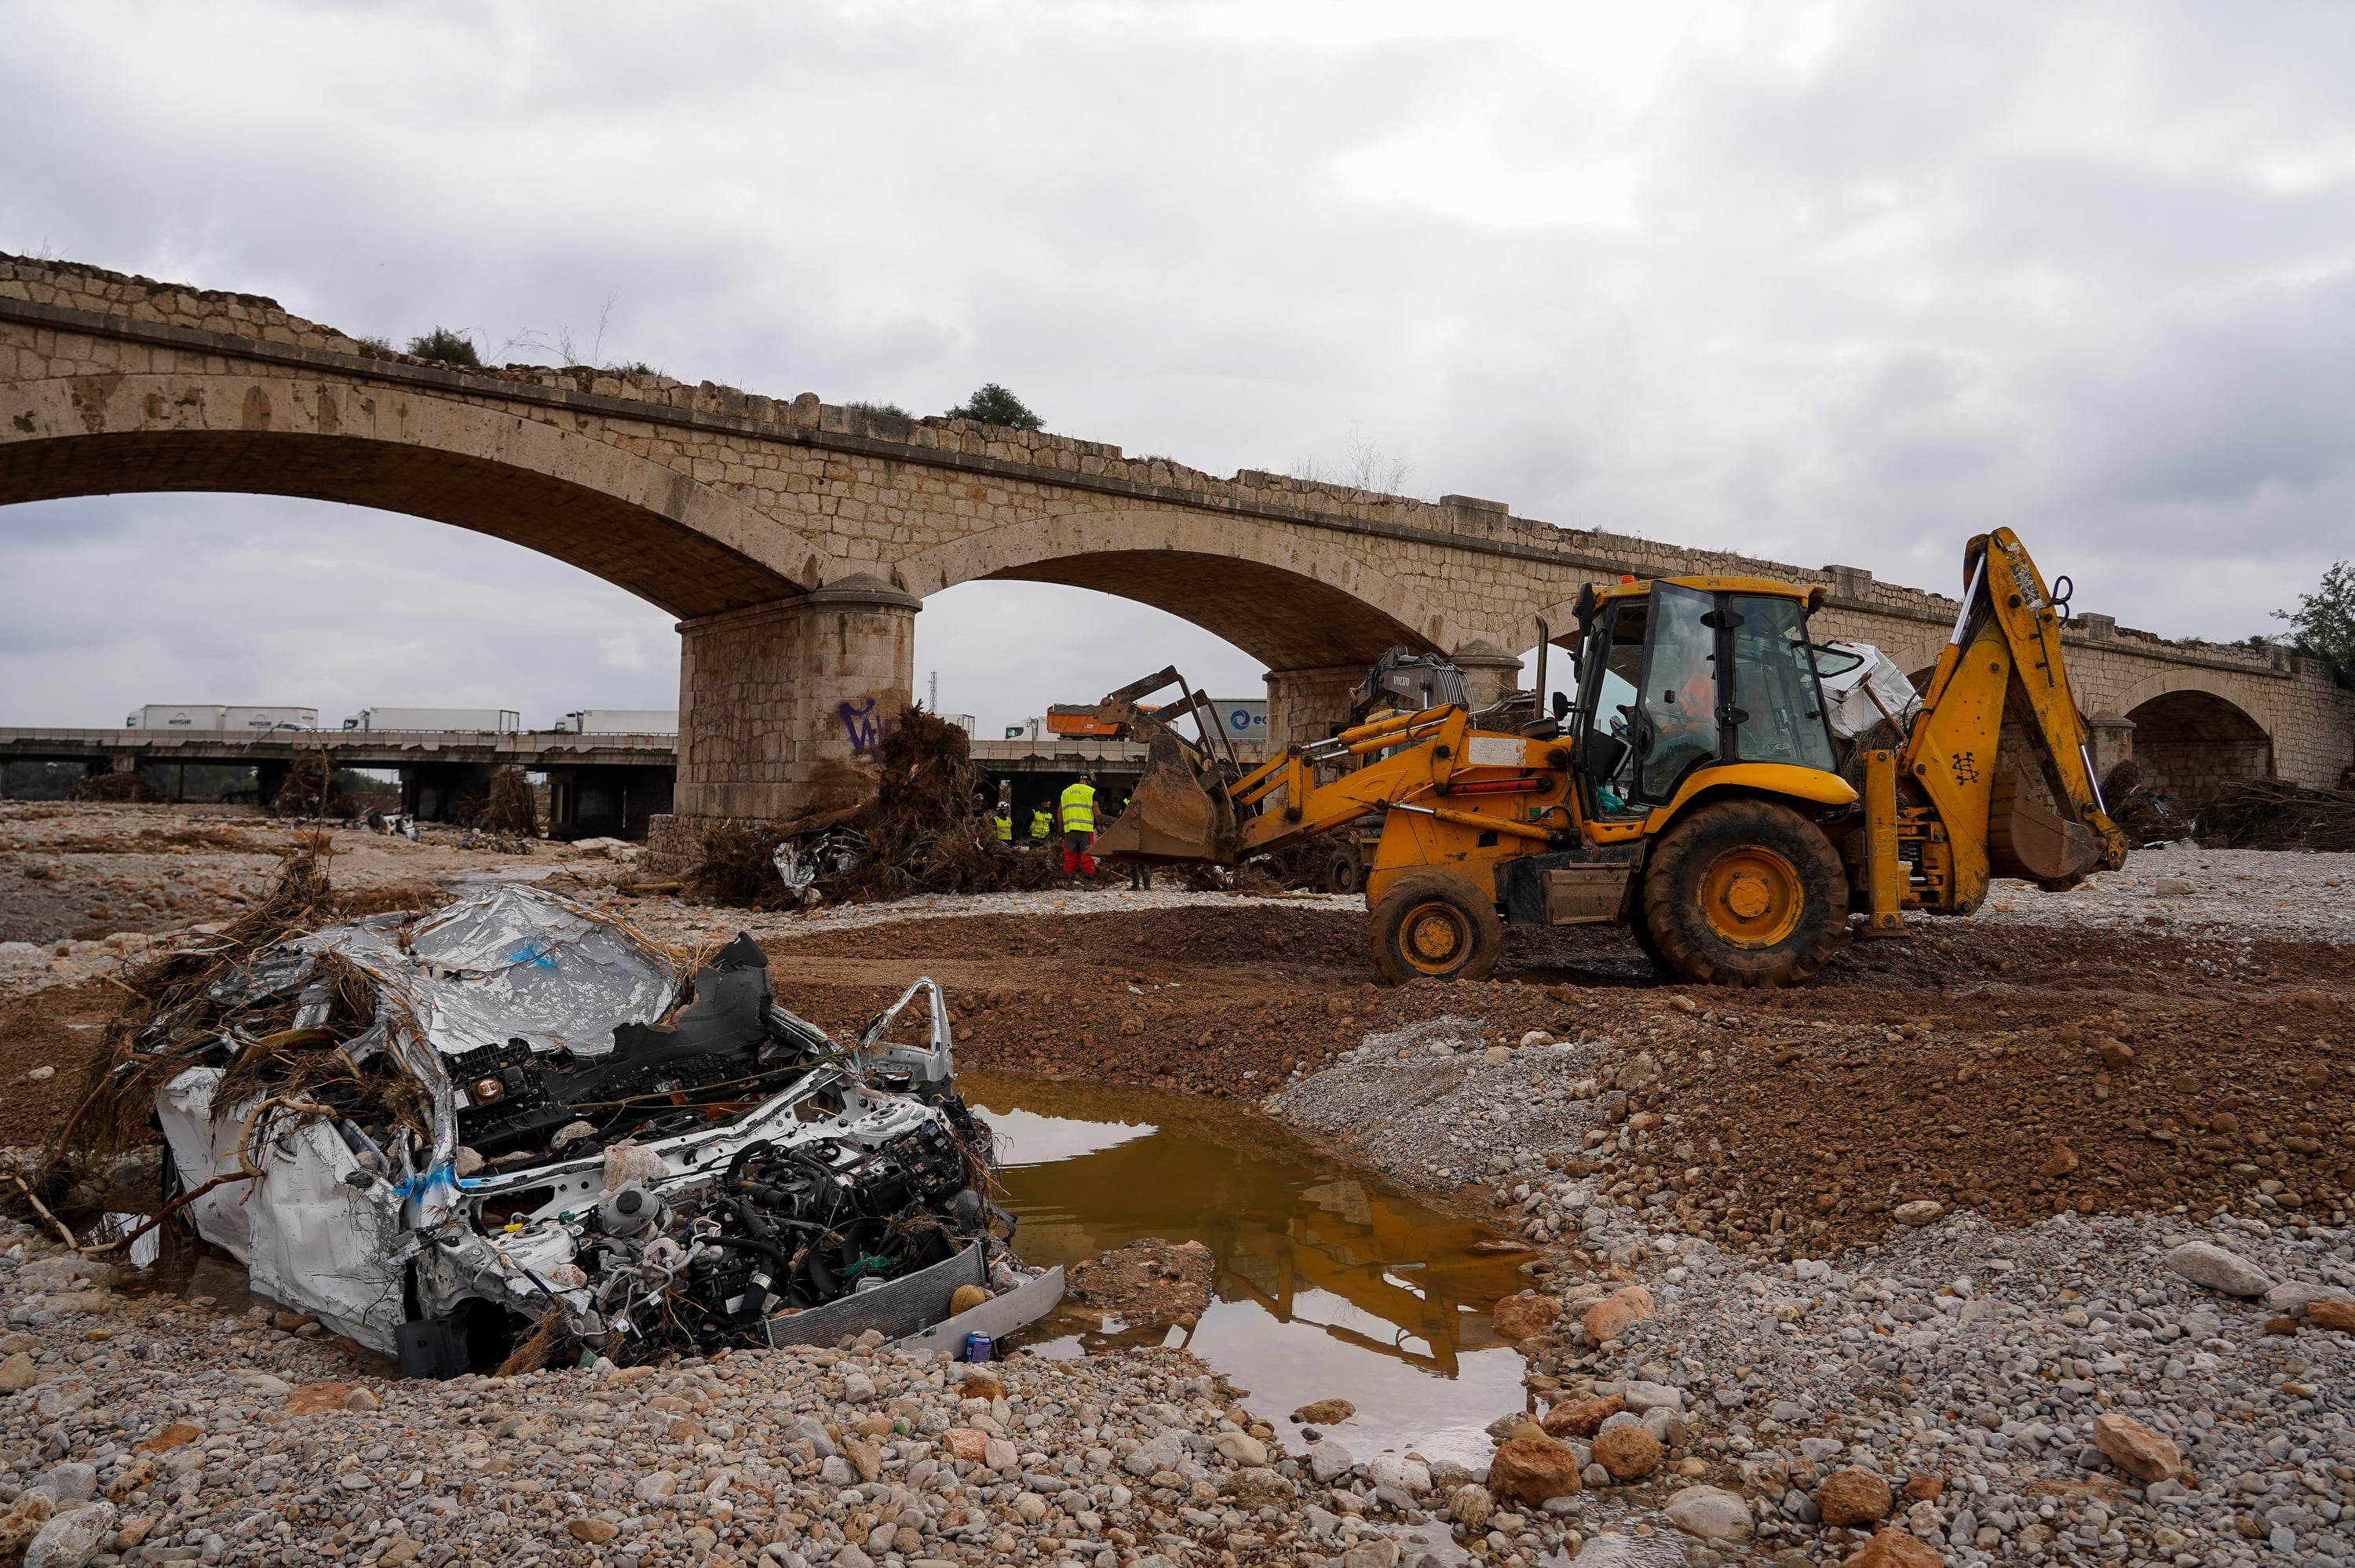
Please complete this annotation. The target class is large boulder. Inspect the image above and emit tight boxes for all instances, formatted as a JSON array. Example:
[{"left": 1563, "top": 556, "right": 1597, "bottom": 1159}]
[
  {"left": 25, "top": 1503, "right": 116, "bottom": 1568},
  {"left": 1488, "top": 1437, "right": 1583, "bottom": 1505},
  {"left": 1816, "top": 1468, "right": 1893, "bottom": 1526},
  {"left": 2165, "top": 1242, "right": 2273, "bottom": 1296},
  {"left": 2313, "top": 1298, "right": 2355, "bottom": 1333},
  {"left": 1292, "top": 1398, "right": 1356, "bottom": 1425},
  {"left": 1583, "top": 1285, "right": 1656, "bottom": 1344},
  {"left": 1221, "top": 1468, "right": 1298, "bottom": 1510},
  {"left": 1663, "top": 1486, "right": 1753, "bottom": 1542},
  {"left": 2091, "top": 1413, "right": 2185, "bottom": 1482},
  {"left": 1591, "top": 1424, "right": 1664, "bottom": 1481},
  {"left": 1493, "top": 1290, "right": 1563, "bottom": 1341},
  {"left": 1542, "top": 1394, "right": 1624, "bottom": 1438},
  {"left": 1842, "top": 1528, "right": 1942, "bottom": 1568}
]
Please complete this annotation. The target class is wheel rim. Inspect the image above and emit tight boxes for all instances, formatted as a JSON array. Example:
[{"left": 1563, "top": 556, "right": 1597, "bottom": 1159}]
[
  {"left": 1397, "top": 900, "right": 1470, "bottom": 974},
  {"left": 1697, "top": 844, "right": 1803, "bottom": 949}
]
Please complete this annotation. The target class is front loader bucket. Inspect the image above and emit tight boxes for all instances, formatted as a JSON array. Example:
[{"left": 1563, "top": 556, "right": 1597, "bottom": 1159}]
[
  {"left": 1988, "top": 761, "right": 2098, "bottom": 888},
  {"left": 1091, "top": 724, "right": 1236, "bottom": 865}
]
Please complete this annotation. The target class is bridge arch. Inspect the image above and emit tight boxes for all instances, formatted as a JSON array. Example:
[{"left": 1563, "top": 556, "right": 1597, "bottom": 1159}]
[
  {"left": 898, "top": 507, "right": 1441, "bottom": 671},
  {"left": 0, "top": 368, "right": 827, "bottom": 617},
  {"left": 2120, "top": 677, "right": 2274, "bottom": 804}
]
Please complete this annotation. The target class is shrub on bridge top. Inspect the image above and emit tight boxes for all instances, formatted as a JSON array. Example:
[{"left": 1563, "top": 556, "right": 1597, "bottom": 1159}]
[
  {"left": 944, "top": 382, "right": 1042, "bottom": 430},
  {"left": 405, "top": 326, "right": 482, "bottom": 367},
  {"left": 2275, "top": 560, "right": 2355, "bottom": 687}
]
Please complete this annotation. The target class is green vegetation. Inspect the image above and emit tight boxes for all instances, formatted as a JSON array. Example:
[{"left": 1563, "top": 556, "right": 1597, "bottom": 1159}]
[
  {"left": 353, "top": 334, "right": 393, "bottom": 356},
  {"left": 2276, "top": 560, "right": 2355, "bottom": 683},
  {"left": 406, "top": 327, "right": 482, "bottom": 366},
  {"left": 944, "top": 384, "right": 1042, "bottom": 430},
  {"left": 848, "top": 400, "right": 913, "bottom": 420}
]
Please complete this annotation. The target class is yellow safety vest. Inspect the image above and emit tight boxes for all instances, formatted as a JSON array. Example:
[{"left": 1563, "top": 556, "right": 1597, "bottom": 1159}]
[
  {"left": 992, "top": 810, "right": 1013, "bottom": 843},
  {"left": 1029, "top": 809, "right": 1052, "bottom": 841},
  {"left": 1060, "top": 780, "right": 1096, "bottom": 834}
]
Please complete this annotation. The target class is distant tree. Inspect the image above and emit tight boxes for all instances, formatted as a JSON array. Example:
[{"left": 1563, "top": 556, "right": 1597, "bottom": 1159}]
[
  {"left": 945, "top": 383, "right": 1042, "bottom": 429},
  {"left": 2276, "top": 560, "right": 2355, "bottom": 680},
  {"left": 1291, "top": 424, "right": 1413, "bottom": 495},
  {"left": 406, "top": 327, "right": 481, "bottom": 366}
]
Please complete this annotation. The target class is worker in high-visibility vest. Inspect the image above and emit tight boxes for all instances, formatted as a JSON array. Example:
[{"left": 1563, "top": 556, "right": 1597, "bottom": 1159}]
[
  {"left": 1028, "top": 805, "right": 1053, "bottom": 844},
  {"left": 1059, "top": 772, "right": 1099, "bottom": 877},
  {"left": 991, "top": 803, "right": 1013, "bottom": 844}
]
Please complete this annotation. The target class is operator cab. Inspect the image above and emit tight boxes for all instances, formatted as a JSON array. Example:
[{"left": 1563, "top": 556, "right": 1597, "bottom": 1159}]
[{"left": 1569, "top": 576, "right": 1841, "bottom": 820}]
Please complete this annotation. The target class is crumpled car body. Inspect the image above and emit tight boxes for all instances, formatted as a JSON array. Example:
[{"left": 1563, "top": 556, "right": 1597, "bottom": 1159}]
[{"left": 151, "top": 884, "right": 1000, "bottom": 1367}]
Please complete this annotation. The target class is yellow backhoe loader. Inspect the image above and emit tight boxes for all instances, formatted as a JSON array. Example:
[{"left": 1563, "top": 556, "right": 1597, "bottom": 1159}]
[{"left": 1090, "top": 528, "right": 2126, "bottom": 987}]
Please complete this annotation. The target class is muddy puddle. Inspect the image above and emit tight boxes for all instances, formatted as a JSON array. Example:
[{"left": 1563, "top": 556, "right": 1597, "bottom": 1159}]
[{"left": 962, "top": 1072, "right": 1533, "bottom": 1469}]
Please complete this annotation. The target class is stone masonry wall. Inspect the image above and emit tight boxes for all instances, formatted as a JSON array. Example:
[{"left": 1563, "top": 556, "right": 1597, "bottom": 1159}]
[{"left": 4, "top": 252, "right": 2347, "bottom": 789}]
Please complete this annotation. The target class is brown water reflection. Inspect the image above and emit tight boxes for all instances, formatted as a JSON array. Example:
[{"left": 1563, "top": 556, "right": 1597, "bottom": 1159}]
[{"left": 963, "top": 1074, "right": 1535, "bottom": 1465}]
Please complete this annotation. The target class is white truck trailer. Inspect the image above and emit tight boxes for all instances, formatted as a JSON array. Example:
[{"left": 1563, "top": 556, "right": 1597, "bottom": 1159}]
[
  {"left": 557, "top": 709, "right": 680, "bottom": 735},
  {"left": 341, "top": 708, "right": 521, "bottom": 733}
]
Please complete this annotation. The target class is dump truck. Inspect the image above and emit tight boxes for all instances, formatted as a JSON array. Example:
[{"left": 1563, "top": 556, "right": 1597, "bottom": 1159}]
[{"left": 1090, "top": 528, "right": 2125, "bottom": 987}]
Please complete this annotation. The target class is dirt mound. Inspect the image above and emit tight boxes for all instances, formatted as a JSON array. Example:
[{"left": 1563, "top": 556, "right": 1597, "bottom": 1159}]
[
  {"left": 1065, "top": 1238, "right": 1217, "bottom": 1326},
  {"left": 765, "top": 906, "right": 1577, "bottom": 1097},
  {"left": 788, "top": 903, "right": 1369, "bottom": 968},
  {"left": 0, "top": 983, "right": 117, "bottom": 1147},
  {"left": 1659, "top": 983, "right": 2355, "bottom": 1254}
]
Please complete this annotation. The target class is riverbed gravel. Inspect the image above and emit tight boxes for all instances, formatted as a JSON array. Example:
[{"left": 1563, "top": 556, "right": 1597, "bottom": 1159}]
[
  {"left": 14, "top": 804, "right": 2355, "bottom": 1567},
  {"left": 1975, "top": 844, "right": 2355, "bottom": 945}
]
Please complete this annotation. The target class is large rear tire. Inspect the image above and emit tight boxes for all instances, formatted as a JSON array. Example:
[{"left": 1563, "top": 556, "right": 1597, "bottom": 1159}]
[
  {"left": 1371, "top": 871, "right": 1503, "bottom": 985},
  {"left": 1641, "top": 799, "right": 1847, "bottom": 987}
]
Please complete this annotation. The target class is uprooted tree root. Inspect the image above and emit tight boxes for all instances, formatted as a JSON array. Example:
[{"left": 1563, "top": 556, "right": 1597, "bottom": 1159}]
[
  {"left": 46, "top": 836, "right": 425, "bottom": 1176},
  {"left": 478, "top": 765, "right": 539, "bottom": 837},
  {"left": 270, "top": 753, "right": 353, "bottom": 819},
  {"left": 2101, "top": 758, "right": 2193, "bottom": 846},
  {"left": 688, "top": 707, "right": 1119, "bottom": 908},
  {"left": 2196, "top": 776, "right": 2355, "bottom": 852}
]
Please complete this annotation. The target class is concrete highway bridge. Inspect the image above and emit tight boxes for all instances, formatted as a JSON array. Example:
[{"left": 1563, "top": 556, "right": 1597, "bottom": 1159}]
[
  {"left": 2, "top": 253, "right": 2346, "bottom": 861},
  {"left": 0, "top": 724, "right": 680, "bottom": 838},
  {"left": 0, "top": 725, "right": 1176, "bottom": 842}
]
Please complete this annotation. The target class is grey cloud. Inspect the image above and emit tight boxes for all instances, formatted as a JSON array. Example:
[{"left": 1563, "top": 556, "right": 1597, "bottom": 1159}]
[{"left": 5, "top": 0, "right": 2355, "bottom": 741}]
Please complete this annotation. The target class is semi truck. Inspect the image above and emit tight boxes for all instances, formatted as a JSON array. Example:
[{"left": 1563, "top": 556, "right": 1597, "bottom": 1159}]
[{"left": 341, "top": 708, "right": 521, "bottom": 734}]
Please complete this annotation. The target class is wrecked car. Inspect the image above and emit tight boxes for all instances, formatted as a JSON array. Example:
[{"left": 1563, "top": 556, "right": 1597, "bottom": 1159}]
[{"left": 111, "top": 883, "right": 1051, "bottom": 1374}]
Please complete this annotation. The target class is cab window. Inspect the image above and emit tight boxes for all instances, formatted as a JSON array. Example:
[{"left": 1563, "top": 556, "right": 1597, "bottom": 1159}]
[
  {"left": 1727, "top": 594, "right": 1836, "bottom": 771},
  {"left": 1636, "top": 582, "right": 1719, "bottom": 802}
]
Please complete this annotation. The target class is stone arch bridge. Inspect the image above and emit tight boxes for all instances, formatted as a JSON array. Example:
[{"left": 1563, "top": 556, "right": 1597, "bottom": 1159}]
[{"left": 2, "top": 255, "right": 2346, "bottom": 851}]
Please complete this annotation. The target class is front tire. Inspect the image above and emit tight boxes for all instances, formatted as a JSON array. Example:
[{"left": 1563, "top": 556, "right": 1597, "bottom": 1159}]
[
  {"left": 1370, "top": 871, "right": 1503, "bottom": 985},
  {"left": 1642, "top": 799, "right": 1847, "bottom": 987}
]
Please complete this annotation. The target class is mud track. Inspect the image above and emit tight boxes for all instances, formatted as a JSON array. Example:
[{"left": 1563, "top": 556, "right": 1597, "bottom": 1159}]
[{"left": 762, "top": 903, "right": 2355, "bottom": 1249}]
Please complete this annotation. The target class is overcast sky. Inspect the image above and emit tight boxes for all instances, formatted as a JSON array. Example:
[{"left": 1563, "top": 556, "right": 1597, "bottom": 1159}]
[{"left": 5, "top": 1, "right": 2353, "bottom": 736}]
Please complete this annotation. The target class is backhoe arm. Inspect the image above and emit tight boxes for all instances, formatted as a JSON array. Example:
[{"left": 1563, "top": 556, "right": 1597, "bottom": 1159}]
[
  {"left": 1894, "top": 528, "right": 2127, "bottom": 913},
  {"left": 1232, "top": 706, "right": 1475, "bottom": 855}
]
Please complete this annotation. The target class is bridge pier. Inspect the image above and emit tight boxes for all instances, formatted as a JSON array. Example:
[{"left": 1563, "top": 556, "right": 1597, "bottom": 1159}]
[
  {"left": 648, "top": 574, "right": 920, "bottom": 866},
  {"left": 1449, "top": 640, "right": 1526, "bottom": 713},
  {"left": 2088, "top": 711, "right": 2135, "bottom": 783},
  {"left": 1264, "top": 665, "right": 1364, "bottom": 754},
  {"left": 403, "top": 762, "right": 496, "bottom": 823}
]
